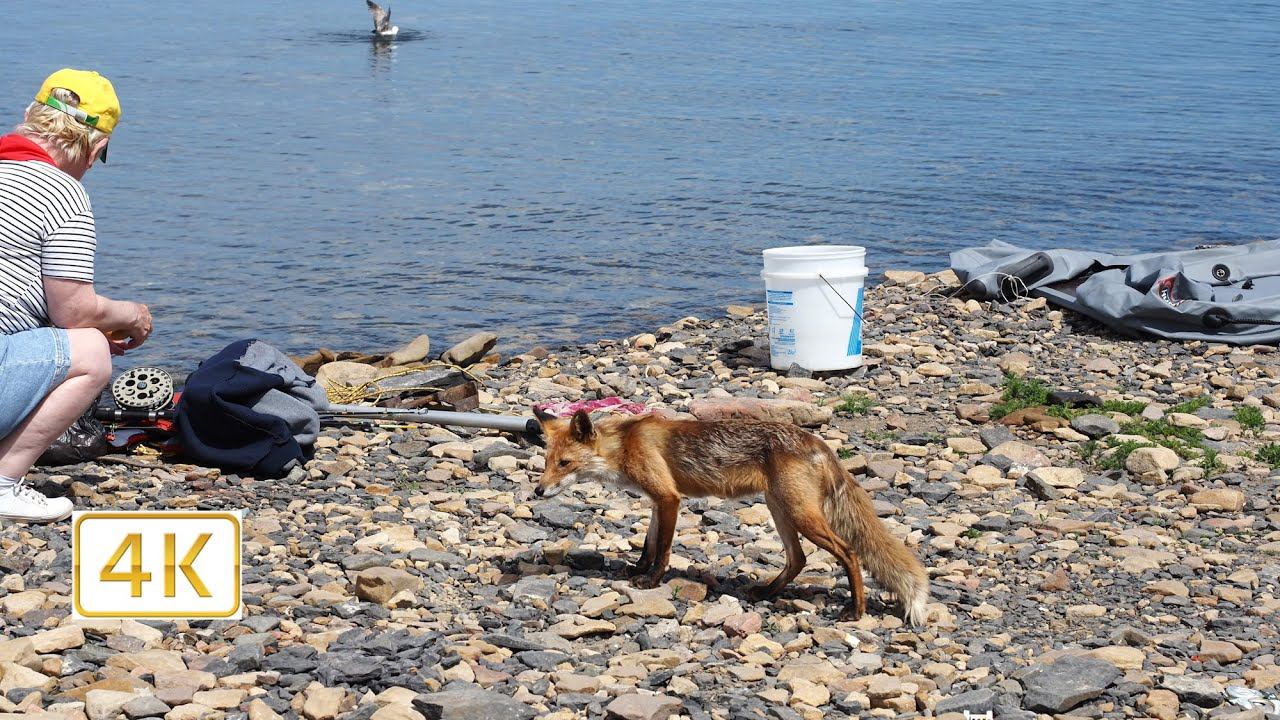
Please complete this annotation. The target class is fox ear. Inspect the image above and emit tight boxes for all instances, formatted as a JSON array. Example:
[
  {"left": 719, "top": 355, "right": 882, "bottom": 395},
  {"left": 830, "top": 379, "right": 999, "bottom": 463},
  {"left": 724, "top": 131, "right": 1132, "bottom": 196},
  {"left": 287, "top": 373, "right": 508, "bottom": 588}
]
[
  {"left": 533, "top": 406, "right": 556, "bottom": 423},
  {"left": 570, "top": 409, "right": 594, "bottom": 441}
]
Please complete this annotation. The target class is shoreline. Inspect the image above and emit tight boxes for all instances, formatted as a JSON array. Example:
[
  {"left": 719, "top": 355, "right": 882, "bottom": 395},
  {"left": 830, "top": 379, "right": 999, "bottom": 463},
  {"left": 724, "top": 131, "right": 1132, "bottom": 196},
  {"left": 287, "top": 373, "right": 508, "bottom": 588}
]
[{"left": 4, "top": 268, "right": 1279, "bottom": 720}]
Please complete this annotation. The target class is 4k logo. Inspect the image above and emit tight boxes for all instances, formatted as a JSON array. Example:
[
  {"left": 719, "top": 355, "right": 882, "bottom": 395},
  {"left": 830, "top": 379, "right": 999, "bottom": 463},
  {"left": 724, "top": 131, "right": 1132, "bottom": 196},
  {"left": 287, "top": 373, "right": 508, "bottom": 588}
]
[{"left": 73, "top": 512, "right": 241, "bottom": 619}]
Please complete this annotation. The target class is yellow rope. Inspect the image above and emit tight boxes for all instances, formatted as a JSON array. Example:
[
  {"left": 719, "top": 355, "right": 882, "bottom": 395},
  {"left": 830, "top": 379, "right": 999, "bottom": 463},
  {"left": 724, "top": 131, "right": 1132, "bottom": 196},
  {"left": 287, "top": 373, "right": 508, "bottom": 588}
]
[{"left": 322, "top": 361, "right": 483, "bottom": 405}]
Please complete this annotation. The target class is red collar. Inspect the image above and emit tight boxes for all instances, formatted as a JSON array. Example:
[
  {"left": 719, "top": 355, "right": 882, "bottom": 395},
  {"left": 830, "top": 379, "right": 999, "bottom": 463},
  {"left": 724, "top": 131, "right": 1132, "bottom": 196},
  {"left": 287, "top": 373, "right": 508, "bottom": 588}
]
[{"left": 0, "top": 134, "right": 57, "bottom": 166}]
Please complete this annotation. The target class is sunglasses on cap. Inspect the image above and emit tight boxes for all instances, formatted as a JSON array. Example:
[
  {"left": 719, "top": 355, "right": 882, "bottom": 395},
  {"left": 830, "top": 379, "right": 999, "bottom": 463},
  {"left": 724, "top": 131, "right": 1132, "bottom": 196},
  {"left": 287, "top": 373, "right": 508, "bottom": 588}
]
[{"left": 42, "top": 95, "right": 109, "bottom": 164}]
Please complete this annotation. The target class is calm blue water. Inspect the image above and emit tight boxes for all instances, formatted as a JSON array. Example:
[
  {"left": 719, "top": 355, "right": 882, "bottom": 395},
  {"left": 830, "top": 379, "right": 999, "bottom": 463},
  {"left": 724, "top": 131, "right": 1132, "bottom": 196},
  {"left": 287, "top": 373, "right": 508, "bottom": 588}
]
[{"left": 5, "top": 1, "right": 1278, "bottom": 367}]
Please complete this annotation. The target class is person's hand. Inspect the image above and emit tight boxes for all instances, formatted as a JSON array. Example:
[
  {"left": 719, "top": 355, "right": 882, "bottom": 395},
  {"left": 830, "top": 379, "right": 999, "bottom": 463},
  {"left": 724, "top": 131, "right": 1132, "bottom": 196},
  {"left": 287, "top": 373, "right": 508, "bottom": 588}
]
[{"left": 108, "top": 303, "right": 152, "bottom": 353}]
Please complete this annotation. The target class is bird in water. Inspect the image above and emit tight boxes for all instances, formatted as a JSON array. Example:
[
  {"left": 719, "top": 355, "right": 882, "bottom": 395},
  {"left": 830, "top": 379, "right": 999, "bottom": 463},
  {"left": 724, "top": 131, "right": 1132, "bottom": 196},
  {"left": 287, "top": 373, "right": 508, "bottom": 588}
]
[{"left": 366, "top": 0, "right": 399, "bottom": 38}]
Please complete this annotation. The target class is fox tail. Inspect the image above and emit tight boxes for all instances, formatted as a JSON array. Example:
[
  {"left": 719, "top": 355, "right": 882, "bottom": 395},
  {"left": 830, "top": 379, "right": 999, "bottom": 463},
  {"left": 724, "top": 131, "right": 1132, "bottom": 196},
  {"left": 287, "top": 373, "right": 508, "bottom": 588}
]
[{"left": 822, "top": 464, "right": 930, "bottom": 625}]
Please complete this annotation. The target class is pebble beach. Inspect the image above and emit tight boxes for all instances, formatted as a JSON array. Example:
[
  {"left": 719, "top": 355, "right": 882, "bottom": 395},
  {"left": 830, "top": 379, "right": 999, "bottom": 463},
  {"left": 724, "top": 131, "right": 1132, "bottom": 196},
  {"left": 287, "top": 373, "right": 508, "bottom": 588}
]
[{"left": 3, "top": 268, "right": 1279, "bottom": 720}]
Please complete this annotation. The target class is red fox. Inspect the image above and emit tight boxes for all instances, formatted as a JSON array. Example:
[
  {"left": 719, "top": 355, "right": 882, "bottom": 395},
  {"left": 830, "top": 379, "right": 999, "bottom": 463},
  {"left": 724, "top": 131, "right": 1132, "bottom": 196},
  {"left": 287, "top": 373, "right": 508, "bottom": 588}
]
[{"left": 533, "top": 410, "right": 930, "bottom": 625}]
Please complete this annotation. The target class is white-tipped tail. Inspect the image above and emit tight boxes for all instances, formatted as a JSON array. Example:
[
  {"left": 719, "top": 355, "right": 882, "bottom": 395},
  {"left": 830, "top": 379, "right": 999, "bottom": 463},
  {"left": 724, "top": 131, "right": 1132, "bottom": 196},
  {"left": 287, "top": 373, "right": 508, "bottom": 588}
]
[{"left": 823, "top": 466, "right": 931, "bottom": 625}]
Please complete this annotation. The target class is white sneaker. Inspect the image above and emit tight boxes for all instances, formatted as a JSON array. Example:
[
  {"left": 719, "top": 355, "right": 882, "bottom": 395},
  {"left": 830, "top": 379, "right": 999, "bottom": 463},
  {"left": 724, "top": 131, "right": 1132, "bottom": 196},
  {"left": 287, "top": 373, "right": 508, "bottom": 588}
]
[{"left": 0, "top": 479, "right": 74, "bottom": 523}]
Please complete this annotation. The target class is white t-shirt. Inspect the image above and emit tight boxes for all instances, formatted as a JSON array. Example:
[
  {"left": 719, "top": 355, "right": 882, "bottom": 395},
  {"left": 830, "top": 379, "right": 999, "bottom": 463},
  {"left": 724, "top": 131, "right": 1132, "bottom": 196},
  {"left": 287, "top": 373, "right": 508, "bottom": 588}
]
[{"left": 0, "top": 158, "right": 96, "bottom": 334}]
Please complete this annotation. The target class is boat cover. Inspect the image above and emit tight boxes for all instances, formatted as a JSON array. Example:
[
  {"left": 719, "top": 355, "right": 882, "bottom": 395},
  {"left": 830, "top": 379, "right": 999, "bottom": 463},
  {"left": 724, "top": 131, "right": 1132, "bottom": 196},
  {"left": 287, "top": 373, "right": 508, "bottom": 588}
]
[{"left": 950, "top": 239, "right": 1280, "bottom": 345}]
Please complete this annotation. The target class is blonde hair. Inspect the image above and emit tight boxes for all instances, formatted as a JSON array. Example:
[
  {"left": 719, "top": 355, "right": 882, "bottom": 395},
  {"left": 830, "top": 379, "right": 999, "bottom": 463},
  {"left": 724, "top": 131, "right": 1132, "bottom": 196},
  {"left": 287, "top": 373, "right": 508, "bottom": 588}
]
[{"left": 14, "top": 87, "right": 109, "bottom": 166}]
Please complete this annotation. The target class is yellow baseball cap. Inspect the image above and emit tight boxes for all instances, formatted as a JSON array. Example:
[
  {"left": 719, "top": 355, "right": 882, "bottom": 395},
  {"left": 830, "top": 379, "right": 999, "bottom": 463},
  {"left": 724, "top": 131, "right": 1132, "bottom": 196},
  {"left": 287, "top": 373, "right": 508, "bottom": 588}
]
[{"left": 35, "top": 69, "right": 121, "bottom": 136}]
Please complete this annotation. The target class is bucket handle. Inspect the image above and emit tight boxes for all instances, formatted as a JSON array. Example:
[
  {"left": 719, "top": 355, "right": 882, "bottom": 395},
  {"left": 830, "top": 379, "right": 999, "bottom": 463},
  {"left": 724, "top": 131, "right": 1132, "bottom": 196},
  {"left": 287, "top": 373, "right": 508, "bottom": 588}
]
[{"left": 817, "top": 273, "right": 866, "bottom": 324}]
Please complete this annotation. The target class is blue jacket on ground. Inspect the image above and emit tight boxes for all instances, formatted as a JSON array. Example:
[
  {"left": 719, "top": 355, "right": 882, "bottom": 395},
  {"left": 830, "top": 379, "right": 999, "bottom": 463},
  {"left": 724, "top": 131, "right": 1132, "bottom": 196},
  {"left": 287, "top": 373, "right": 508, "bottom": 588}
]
[{"left": 175, "top": 339, "right": 329, "bottom": 477}]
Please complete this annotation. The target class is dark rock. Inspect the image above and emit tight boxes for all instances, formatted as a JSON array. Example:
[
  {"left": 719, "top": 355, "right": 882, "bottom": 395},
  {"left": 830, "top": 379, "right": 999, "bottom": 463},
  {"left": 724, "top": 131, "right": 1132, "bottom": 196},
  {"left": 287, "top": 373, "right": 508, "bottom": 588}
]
[
  {"left": 1048, "top": 391, "right": 1101, "bottom": 408},
  {"left": 1071, "top": 414, "right": 1121, "bottom": 438},
  {"left": 934, "top": 688, "right": 997, "bottom": 716},
  {"left": 1019, "top": 656, "right": 1120, "bottom": 713},
  {"left": 979, "top": 426, "right": 1017, "bottom": 449},
  {"left": 516, "top": 650, "right": 570, "bottom": 671},
  {"left": 413, "top": 688, "right": 537, "bottom": 720},
  {"left": 263, "top": 645, "right": 320, "bottom": 674},
  {"left": 533, "top": 503, "right": 580, "bottom": 529},
  {"left": 122, "top": 695, "right": 171, "bottom": 719},
  {"left": 505, "top": 524, "right": 550, "bottom": 544},
  {"left": 319, "top": 651, "right": 382, "bottom": 685}
]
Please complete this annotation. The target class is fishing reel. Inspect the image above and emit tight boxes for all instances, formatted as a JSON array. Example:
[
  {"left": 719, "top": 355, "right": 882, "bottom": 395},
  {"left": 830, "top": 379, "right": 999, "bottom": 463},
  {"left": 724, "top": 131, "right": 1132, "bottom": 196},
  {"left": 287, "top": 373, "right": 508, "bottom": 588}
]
[
  {"left": 111, "top": 366, "right": 175, "bottom": 410},
  {"left": 97, "top": 367, "right": 177, "bottom": 424}
]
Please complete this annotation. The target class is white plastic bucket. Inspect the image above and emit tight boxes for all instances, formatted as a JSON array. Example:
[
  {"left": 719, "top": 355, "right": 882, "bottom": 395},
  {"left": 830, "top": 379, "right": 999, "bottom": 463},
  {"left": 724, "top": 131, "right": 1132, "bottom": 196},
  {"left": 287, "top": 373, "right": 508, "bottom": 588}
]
[{"left": 761, "top": 245, "right": 867, "bottom": 371}]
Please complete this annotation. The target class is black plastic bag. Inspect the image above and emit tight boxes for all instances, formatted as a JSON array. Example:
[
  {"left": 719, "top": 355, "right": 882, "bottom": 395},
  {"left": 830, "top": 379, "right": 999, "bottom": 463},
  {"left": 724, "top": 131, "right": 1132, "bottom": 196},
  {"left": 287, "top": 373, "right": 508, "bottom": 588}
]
[{"left": 36, "top": 405, "right": 112, "bottom": 466}]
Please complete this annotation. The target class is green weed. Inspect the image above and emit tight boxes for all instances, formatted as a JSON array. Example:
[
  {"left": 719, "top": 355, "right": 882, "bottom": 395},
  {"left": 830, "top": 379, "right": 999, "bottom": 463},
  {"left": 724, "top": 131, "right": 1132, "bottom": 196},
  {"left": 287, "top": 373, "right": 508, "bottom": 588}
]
[
  {"left": 1100, "top": 400, "right": 1147, "bottom": 416},
  {"left": 988, "top": 373, "right": 1052, "bottom": 420},
  {"left": 1169, "top": 396, "right": 1211, "bottom": 415},
  {"left": 835, "top": 394, "right": 876, "bottom": 416},
  {"left": 1235, "top": 406, "right": 1265, "bottom": 434},
  {"left": 1257, "top": 443, "right": 1280, "bottom": 468},
  {"left": 1198, "top": 448, "right": 1223, "bottom": 477},
  {"left": 837, "top": 447, "right": 855, "bottom": 459}
]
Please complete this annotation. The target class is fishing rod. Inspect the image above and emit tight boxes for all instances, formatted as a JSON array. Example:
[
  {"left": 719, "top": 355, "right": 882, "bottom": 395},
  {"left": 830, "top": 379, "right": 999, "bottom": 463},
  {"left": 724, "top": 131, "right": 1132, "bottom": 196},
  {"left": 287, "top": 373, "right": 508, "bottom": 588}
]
[
  {"left": 322, "top": 404, "right": 542, "bottom": 439},
  {"left": 98, "top": 367, "right": 546, "bottom": 442}
]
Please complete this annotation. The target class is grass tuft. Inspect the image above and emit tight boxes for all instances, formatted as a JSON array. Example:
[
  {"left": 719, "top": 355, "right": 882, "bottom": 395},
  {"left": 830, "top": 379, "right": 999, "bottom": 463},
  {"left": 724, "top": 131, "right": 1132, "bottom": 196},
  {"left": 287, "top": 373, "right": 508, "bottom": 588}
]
[
  {"left": 1257, "top": 443, "right": 1280, "bottom": 468},
  {"left": 988, "top": 373, "right": 1052, "bottom": 420},
  {"left": 834, "top": 394, "right": 876, "bottom": 416},
  {"left": 1235, "top": 405, "right": 1265, "bottom": 434},
  {"left": 1169, "top": 395, "right": 1211, "bottom": 415}
]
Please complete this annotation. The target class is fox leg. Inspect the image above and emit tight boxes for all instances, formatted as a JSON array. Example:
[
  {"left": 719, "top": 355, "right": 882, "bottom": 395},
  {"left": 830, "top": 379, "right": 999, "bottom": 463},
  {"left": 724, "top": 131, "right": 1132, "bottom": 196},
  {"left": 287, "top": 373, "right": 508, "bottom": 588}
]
[
  {"left": 791, "top": 511, "right": 867, "bottom": 620},
  {"left": 632, "top": 493, "right": 680, "bottom": 589},
  {"left": 629, "top": 506, "right": 659, "bottom": 577},
  {"left": 750, "top": 492, "right": 807, "bottom": 601}
]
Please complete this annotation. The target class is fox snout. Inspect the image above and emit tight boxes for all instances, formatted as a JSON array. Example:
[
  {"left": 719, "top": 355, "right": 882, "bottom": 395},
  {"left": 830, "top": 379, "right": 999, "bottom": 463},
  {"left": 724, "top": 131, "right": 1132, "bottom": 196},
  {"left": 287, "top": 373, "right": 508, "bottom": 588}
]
[{"left": 534, "top": 474, "right": 566, "bottom": 498}]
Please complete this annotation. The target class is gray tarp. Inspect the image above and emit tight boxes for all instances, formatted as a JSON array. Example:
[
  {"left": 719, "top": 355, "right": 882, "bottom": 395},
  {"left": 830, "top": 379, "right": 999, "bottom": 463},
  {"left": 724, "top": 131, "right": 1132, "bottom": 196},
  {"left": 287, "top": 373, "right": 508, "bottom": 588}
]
[{"left": 950, "top": 239, "right": 1280, "bottom": 345}]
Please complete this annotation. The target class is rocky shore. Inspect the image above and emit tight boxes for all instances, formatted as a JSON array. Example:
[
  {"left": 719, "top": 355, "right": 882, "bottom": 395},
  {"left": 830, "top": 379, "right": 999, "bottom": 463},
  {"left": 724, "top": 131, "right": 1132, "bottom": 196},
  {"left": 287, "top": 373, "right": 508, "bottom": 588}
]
[{"left": 3, "top": 269, "right": 1279, "bottom": 720}]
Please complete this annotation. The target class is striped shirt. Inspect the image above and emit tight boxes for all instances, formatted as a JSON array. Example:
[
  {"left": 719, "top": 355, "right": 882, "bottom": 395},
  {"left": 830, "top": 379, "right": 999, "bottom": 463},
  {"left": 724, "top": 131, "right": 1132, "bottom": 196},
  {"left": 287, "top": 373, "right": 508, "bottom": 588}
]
[{"left": 0, "top": 149, "right": 96, "bottom": 335}]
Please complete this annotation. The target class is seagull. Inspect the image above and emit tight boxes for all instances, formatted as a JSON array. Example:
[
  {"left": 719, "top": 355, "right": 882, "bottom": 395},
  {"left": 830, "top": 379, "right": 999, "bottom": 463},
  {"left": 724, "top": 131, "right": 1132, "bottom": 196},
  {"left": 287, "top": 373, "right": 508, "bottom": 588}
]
[{"left": 366, "top": 0, "right": 399, "bottom": 38}]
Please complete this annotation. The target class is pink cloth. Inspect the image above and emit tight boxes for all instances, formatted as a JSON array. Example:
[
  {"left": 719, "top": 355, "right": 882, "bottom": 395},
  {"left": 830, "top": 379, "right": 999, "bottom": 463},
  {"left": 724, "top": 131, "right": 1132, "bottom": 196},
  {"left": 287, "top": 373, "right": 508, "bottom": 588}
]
[{"left": 534, "top": 397, "right": 649, "bottom": 418}]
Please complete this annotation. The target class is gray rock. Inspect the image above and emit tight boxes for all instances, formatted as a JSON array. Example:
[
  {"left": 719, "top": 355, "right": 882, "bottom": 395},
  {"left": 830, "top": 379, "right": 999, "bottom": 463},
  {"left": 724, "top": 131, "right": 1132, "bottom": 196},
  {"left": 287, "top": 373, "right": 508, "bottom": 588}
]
[
  {"left": 1021, "top": 473, "right": 1063, "bottom": 500},
  {"left": 319, "top": 651, "right": 382, "bottom": 684},
  {"left": 1160, "top": 674, "right": 1223, "bottom": 707},
  {"left": 123, "top": 695, "right": 171, "bottom": 719},
  {"left": 505, "top": 523, "right": 550, "bottom": 544},
  {"left": 1019, "top": 656, "right": 1120, "bottom": 713},
  {"left": 534, "top": 503, "right": 579, "bottom": 529},
  {"left": 1071, "top": 414, "right": 1121, "bottom": 438},
  {"left": 979, "top": 426, "right": 1017, "bottom": 449},
  {"left": 409, "top": 549, "right": 466, "bottom": 567},
  {"left": 413, "top": 688, "right": 536, "bottom": 720},
  {"left": 342, "top": 553, "right": 390, "bottom": 571},
  {"left": 505, "top": 576, "right": 558, "bottom": 604},
  {"left": 934, "top": 688, "right": 996, "bottom": 716}
]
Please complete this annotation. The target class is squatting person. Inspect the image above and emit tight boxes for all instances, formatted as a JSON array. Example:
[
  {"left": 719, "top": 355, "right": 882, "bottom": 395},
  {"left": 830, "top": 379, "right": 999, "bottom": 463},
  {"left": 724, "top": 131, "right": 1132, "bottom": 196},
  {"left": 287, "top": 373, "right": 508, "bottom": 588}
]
[{"left": 0, "top": 69, "right": 152, "bottom": 522}]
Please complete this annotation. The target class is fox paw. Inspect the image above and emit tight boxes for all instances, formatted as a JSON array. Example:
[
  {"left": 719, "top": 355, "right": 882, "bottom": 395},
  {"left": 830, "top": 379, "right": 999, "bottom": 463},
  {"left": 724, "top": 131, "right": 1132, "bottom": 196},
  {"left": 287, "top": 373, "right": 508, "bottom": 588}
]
[
  {"left": 747, "top": 585, "right": 775, "bottom": 602},
  {"left": 626, "top": 563, "right": 652, "bottom": 578},
  {"left": 837, "top": 606, "right": 863, "bottom": 622},
  {"left": 631, "top": 574, "right": 662, "bottom": 590}
]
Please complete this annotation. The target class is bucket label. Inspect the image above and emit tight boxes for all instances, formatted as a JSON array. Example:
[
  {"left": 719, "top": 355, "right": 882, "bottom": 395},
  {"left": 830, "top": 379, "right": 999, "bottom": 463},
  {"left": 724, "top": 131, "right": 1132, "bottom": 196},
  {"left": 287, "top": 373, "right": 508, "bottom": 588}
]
[
  {"left": 766, "top": 290, "right": 794, "bottom": 306},
  {"left": 846, "top": 287, "right": 864, "bottom": 357},
  {"left": 766, "top": 290, "right": 796, "bottom": 360}
]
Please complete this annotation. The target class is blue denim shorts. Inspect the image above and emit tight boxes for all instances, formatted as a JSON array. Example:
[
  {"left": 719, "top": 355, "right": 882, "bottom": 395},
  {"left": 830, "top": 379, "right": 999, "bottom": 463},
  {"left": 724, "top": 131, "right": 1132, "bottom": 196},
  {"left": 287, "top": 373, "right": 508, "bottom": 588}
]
[{"left": 0, "top": 328, "right": 71, "bottom": 440}]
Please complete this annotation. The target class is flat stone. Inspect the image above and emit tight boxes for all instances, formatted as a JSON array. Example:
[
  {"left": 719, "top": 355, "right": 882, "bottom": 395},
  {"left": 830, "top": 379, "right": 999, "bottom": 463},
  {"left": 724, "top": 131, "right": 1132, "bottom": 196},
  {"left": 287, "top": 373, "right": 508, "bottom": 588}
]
[
  {"left": 1071, "top": 414, "right": 1120, "bottom": 438},
  {"left": 1159, "top": 674, "right": 1223, "bottom": 707},
  {"left": 1190, "top": 489, "right": 1246, "bottom": 512},
  {"left": 983, "top": 441, "right": 1050, "bottom": 471},
  {"left": 124, "top": 695, "right": 172, "bottom": 719},
  {"left": 86, "top": 689, "right": 145, "bottom": 720},
  {"left": 29, "top": 626, "right": 86, "bottom": 653},
  {"left": 1019, "top": 656, "right": 1121, "bottom": 713},
  {"left": 604, "top": 693, "right": 685, "bottom": 720},
  {"left": 412, "top": 689, "right": 537, "bottom": 720},
  {"left": 934, "top": 688, "right": 996, "bottom": 716},
  {"left": 1126, "top": 446, "right": 1180, "bottom": 475}
]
